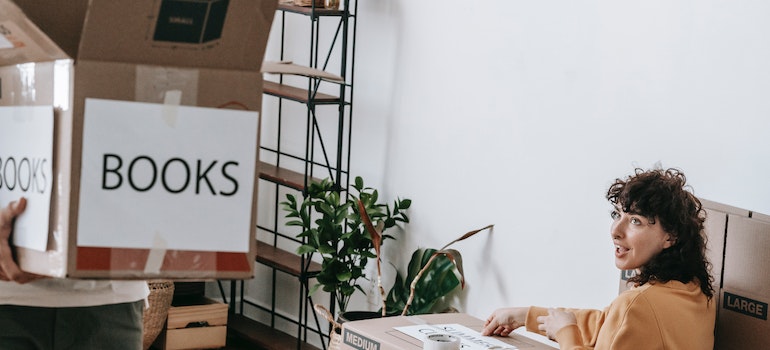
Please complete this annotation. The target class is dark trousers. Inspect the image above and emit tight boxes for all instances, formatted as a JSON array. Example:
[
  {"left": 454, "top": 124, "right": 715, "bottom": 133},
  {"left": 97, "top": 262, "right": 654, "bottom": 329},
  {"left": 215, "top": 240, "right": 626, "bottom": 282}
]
[{"left": 0, "top": 300, "right": 143, "bottom": 350}]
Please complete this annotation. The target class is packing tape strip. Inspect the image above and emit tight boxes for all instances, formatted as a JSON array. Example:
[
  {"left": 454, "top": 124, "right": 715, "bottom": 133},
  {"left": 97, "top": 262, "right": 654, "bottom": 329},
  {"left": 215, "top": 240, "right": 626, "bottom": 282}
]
[
  {"left": 408, "top": 317, "right": 460, "bottom": 350},
  {"left": 423, "top": 334, "right": 461, "bottom": 350},
  {"left": 162, "top": 90, "right": 182, "bottom": 127},
  {"left": 144, "top": 232, "right": 168, "bottom": 275}
]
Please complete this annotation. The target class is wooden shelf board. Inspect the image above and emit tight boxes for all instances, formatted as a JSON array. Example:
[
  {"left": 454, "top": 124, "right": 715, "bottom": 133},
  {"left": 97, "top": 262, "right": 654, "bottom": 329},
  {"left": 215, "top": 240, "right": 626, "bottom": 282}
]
[
  {"left": 227, "top": 313, "right": 321, "bottom": 350},
  {"left": 263, "top": 80, "right": 340, "bottom": 104},
  {"left": 257, "top": 240, "right": 321, "bottom": 277},
  {"left": 258, "top": 161, "right": 321, "bottom": 191},
  {"left": 278, "top": 3, "right": 345, "bottom": 17}
]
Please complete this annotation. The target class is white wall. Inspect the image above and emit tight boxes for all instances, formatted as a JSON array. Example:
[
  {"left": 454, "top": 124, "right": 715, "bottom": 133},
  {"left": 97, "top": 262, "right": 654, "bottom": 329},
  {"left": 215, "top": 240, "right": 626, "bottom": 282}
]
[
  {"left": 343, "top": 0, "right": 770, "bottom": 320},
  {"left": 242, "top": 1, "right": 770, "bottom": 341}
]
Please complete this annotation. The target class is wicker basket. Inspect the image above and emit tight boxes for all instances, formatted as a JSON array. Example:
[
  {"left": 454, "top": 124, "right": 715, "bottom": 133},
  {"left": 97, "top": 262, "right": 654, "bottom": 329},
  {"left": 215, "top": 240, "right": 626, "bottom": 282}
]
[
  {"left": 314, "top": 304, "right": 342, "bottom": 350},
  {"left": 142, "top": 280, "right": 175, "bottom": 350}
]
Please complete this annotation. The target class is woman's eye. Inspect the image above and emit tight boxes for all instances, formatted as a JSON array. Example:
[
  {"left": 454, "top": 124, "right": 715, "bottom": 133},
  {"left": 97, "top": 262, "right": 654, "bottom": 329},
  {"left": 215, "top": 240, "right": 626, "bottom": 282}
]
[
  {"left": 610, "top": 211, "right": 620, "bottom": 220},
  {"left": 630, "top": 217, "right": 641, "bottom": 225}
]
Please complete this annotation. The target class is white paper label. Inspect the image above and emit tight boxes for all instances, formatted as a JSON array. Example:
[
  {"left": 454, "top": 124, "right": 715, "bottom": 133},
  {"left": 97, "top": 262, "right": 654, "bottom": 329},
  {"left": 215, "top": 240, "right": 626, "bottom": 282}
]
[
  {"left": 0, "top": 106, "right": 55, "bottom": 252},
  {"left": 394, "top": 324, "right": 518, "bottom": 350},
  {"left": 77, "top": 98, "right": 258, "bottom": 253}
]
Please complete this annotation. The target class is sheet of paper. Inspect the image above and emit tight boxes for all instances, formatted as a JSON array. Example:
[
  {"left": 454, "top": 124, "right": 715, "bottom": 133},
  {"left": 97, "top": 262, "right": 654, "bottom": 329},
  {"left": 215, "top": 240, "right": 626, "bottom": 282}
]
[
  {"left": 394, "top": 323, "right": 518, "bottom": 350},
  {"left": 0, "top": 106, "right": 55, "bottom": 251},
  {"left": 77, "top": 98, "right": 258, "bottom": 252}
]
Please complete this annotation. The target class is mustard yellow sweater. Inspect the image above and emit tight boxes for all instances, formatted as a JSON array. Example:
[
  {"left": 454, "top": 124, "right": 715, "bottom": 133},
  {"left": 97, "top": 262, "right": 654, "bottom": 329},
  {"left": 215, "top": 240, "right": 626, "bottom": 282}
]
[{"left": 525, "top": 281, "right": 715, "bottom": 350}]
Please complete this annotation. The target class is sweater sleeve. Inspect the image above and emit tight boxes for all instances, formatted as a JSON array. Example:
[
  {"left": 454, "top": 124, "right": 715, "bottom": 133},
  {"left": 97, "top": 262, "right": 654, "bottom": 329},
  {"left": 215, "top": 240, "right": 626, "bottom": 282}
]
[
  {"left": 525, "top": 306, "right": 608, "bottom": 349},
  {"left": 525, "top": 291, "right": 666, "bottom": 350}
]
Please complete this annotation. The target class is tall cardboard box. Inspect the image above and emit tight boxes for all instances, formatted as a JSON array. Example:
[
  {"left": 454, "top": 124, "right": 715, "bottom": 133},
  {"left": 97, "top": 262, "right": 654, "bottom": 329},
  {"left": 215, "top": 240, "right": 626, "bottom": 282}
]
[
  {"left": 0, "top": 0, "right": 278, "bottom": 279},
  {"left": 716, "top": 214, "right": 770, "bottom": 349}
]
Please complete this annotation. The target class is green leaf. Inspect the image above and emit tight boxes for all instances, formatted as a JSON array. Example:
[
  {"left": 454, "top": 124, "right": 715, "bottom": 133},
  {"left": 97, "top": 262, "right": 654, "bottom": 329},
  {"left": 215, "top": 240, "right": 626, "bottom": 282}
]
[
  {"left": 285, "top": 219, "right": 305, "bottom": 227},
  {"left": 296, "top": 245, "right": 317, "bottom": 255},
  {"left": 309, "top": 283, "right": 322, "bottom": 296}
]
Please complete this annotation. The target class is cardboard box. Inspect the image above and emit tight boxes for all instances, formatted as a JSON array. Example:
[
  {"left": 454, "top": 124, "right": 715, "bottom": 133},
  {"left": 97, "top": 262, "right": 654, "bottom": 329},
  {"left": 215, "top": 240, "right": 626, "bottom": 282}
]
[
  {"left": 0, "top": 0, "right": 279, "bottom": 279},
  {"left": 154, "top": 296, "right": 228, "bottom": 350},
  {"left": 715, "top": 214, "right": 770, "bottom": 349},
  {"left": 339, "top": 313, "right": 556, "bottom": 350}
]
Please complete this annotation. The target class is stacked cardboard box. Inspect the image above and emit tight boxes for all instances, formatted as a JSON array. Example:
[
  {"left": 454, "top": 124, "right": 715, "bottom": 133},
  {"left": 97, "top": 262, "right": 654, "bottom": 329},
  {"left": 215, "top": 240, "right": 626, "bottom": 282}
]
[
  {"left": 716, "top": 213, "right": 770, "bottom": 349},
  {"left": 0, "top": 0, "right": 278, "bottom": 279}
]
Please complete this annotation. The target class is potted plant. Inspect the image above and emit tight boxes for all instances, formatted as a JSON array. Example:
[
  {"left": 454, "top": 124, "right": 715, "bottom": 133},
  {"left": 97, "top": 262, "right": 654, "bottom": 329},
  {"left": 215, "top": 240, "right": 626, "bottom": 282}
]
[
  {"left": 359, "top": 212, "right": 493, "bottom": 316},
  {"left": 281, "top": 176, "right": 411, "bottom": 315}
]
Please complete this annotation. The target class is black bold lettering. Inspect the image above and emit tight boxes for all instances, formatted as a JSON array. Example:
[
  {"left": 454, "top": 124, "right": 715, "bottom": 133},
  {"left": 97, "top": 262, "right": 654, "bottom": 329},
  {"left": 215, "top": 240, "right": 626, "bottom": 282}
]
[
  {"left": 219, "top": 161, "right": 239, "bottom": 196},
  {"left": 162, "top": 158, "right": 190, "bottom": 194},
  {"left": 102, "top": 154, "right": 124, "bottom": 190},
  {"left": 41, "top": 158, "right": 47, "bottom": 193},
  {"left": 32, "top": 158, "right": 47, "bottom": 194},
  {"left": 3, "top": 157, "right": 16, "bottom": 190},
  {"left": 31, "top": 158, "right": 40, "bottom": 193},
  {"left": 196, "top": 160, "right": 217, "bottom": 195},
  {"left": 128, "top": 156, "right": 157, "bottom": 192},
  {"left": 18, "top": 157, "right": 30, "bottom": 192}
]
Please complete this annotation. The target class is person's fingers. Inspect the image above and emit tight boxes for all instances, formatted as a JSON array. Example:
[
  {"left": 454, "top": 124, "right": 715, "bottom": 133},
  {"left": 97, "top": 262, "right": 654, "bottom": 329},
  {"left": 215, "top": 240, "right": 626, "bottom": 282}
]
[
  {"left": 0, "top": 198, "right": 36, "bottom": 283},
  {"left": 1, "top": 198, "right": 27, "bottom": 224},
  {"left": 14, "top": 272, "right": 43, "bottom": 284},
  {"left": 0, "top": 249, "right": 24, "bottom": 281},
  {"left": 12, "top": 197, "right": 27, "bottom": 214}
]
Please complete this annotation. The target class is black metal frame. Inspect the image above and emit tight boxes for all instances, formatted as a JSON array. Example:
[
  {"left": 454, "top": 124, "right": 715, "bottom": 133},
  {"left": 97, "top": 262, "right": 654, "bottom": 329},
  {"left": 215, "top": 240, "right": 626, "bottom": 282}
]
[{"left": 226, "top": 1, "right": 358, "bottom": 349}]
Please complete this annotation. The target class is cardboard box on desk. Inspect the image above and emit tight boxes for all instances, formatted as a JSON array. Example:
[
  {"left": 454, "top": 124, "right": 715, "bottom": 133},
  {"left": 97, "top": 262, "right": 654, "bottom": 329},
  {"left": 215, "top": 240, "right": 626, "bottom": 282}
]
[
  {"left": 0, "top": 0, "right": 279, "bottom": 279},
  {"left": 340, "top": 313, "right": 556, "bottom": 350}
]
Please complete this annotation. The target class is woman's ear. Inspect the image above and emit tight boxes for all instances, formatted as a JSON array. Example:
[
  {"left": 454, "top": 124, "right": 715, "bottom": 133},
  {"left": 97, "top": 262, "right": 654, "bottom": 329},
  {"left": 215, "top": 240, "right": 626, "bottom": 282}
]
[{"left": 663, "top": 234, "right": 675, "bottom": 249}]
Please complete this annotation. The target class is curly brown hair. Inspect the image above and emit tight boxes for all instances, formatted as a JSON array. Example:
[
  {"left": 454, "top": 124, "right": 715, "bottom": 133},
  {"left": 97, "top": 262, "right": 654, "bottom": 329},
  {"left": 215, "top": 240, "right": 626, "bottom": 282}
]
[{"left": 606, "top": 168, "right": 714, "bottom": 300}]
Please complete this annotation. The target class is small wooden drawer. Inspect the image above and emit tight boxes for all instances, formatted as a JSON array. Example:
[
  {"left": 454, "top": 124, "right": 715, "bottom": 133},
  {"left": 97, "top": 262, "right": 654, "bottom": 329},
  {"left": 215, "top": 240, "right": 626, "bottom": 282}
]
[{"left": 153, "top": 297, "right": 228, "bottom": 350}]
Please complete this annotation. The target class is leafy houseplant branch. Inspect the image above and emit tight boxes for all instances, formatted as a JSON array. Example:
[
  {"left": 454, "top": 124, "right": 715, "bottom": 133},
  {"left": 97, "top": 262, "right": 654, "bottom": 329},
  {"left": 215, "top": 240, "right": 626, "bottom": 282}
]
[
  {"left": 359, "top": 198, "right": 387, "bottom": 316},
  {"left": 400, "top": 224, "right": 494, "bottom": 316},
  {"left": 282, "top": 176, "right": 411, "bottom": 314}
]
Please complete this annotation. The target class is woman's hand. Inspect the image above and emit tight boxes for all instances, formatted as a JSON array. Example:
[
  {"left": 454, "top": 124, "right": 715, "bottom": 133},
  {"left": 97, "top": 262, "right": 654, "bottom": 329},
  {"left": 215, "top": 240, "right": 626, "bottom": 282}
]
[
  {"left": 537, "top": 308, "right": 577, "bottom": 340},
  {"left": 481, "top": 307, "right": 528, "bottom": 336},
  {"left": 0, "top": 198, "right": 42, "bottom": 283}
]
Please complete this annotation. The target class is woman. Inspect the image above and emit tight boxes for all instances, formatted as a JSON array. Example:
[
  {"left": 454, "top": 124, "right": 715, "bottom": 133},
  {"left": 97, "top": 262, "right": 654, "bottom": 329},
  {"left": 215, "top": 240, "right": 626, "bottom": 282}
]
[{"left": 482, "top": 168, "right": 716, "bottom": 349}]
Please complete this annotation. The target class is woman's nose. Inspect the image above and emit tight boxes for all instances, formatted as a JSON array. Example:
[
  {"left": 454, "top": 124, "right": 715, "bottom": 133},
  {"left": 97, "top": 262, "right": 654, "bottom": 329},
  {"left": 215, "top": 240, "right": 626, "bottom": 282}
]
[{"left": 611, "top": 220, "right": 624, "bottom": 239}]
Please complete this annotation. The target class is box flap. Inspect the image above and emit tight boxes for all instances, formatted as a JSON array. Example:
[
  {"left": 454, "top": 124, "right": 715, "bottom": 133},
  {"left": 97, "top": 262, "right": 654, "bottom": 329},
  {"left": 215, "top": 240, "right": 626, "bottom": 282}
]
[
  {"left": 11, "top": 0, "right": 89, "bottom": 59},
  {"left": 0, "top": 0, "right": 69, "bottom": 66},
  {"left": 78, "top": 0, "right": 278, "bottom": 71}
]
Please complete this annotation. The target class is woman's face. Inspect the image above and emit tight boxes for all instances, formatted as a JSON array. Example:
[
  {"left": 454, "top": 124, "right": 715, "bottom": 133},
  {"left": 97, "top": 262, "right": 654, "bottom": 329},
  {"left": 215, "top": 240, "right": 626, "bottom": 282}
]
[{"left": 610, "top": 205, "right": 673, "bottom": 270}]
